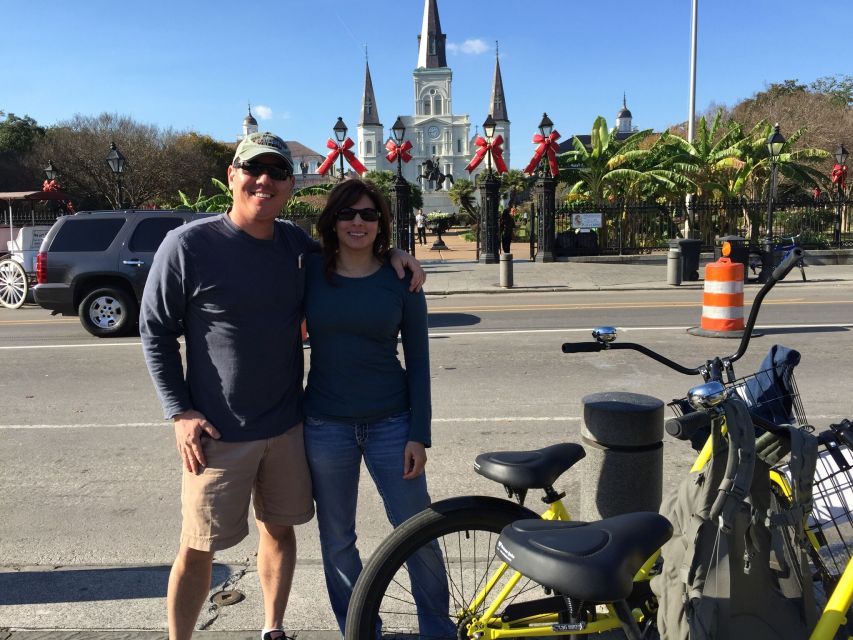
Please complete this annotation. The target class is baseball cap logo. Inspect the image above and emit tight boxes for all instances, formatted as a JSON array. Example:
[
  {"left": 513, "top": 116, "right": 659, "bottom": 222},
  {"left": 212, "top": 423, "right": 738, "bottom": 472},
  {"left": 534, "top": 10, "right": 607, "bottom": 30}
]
[{"left": 250, "top": 133, "right": 287, "bottom": 152}]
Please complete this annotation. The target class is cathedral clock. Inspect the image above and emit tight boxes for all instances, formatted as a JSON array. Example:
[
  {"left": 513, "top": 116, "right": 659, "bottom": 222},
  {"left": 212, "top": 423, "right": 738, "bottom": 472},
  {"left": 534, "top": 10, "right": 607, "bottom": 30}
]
[{"left": 427, "top": 125, "right": 440, "bottom": 139}]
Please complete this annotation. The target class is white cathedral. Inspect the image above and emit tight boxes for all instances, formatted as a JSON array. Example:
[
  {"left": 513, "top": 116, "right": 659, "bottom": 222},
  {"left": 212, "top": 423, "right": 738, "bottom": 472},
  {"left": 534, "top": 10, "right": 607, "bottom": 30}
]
[{"left": 356, "top": 0, "right": 509, "bottom": 214}]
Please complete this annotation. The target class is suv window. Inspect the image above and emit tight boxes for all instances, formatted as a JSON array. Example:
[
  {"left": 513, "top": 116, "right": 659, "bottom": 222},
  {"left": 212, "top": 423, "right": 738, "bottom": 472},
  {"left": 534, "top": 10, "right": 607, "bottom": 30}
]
[
  {"left": 128, "top": 217, "right": 184, "bottom": 252},
  {"left": 50, "top": 218, "right": 126, "bottom": 252}
]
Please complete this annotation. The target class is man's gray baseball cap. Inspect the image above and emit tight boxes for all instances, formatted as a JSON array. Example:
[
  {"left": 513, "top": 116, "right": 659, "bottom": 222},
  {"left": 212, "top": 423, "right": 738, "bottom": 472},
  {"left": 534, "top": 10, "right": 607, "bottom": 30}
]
[{"left": 233, "top": 132, "right": 294, "bottom": 169}]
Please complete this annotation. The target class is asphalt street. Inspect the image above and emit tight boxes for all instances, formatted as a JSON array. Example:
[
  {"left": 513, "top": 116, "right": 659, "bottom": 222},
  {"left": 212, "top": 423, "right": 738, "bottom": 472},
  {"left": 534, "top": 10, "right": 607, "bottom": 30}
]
[{"left": 1, "top": 281, "right": 852, "bottom": 638}]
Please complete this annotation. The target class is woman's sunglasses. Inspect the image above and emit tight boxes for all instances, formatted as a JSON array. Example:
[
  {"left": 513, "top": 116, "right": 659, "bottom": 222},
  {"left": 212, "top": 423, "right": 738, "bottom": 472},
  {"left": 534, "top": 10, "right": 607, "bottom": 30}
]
[
  {"left": 337, "top": 207, "right": 381, "bottom": 222},
  {"left": 234, "top": 161, "right": 293, "bottom": 181}
]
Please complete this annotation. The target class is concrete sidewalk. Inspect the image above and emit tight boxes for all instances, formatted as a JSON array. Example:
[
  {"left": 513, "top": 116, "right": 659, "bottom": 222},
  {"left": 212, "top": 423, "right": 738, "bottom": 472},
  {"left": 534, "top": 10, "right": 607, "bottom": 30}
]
[{"left": 418, "top": 229, "right": 853, "bottom": 295}]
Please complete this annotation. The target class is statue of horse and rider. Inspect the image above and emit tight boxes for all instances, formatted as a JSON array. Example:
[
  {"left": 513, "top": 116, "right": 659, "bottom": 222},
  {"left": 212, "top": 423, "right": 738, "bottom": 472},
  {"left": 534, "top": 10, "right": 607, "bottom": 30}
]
[{"left": 420, "top": 157, "right": 454, "bottom": 191}]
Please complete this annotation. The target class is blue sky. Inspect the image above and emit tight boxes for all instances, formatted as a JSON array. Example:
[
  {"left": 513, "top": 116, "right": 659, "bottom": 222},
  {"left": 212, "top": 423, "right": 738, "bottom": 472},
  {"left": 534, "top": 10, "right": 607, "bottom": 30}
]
[{"left": 2, "top": 0, "right": 850, "bottom": 168}]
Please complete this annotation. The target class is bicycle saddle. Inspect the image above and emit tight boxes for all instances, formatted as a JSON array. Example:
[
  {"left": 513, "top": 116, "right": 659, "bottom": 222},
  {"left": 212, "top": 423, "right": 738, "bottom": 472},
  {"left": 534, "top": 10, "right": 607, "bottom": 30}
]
[
  {"left": 473, "top": 443, "right": 585, "bottom": 489},
  {"left": 496, "top": 512, "right": 672, "bottom": 602}
]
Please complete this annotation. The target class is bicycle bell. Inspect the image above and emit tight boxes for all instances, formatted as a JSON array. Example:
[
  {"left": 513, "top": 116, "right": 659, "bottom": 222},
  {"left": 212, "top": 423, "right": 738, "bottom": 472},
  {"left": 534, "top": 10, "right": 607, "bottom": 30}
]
[{"left": 687, "top": 381, "right": 728, "bottom": 410}]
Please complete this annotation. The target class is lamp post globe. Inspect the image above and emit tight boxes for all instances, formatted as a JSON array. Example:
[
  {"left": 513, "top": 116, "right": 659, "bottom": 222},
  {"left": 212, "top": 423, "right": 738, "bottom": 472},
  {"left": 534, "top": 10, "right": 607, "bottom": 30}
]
[
  {"left": 44, "top": 160, "right": 60, "bottom": 182},
  {"left": 759, "top": 124, "right": 785, "bottom": 282},
  {"left": 834, "top": 143, "right": 848, "bottom": 248},
  {"left": 333, "top": 117, "right": 348, "bottom": 181},
  {"left": 106, "top": 141, "right": 126, "bottom": 210}
]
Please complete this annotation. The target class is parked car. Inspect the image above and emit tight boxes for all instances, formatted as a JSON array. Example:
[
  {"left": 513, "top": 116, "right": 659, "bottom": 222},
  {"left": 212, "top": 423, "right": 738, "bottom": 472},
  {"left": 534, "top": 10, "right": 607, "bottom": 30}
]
[{"left": 34, "top": 209, "right": 217, "bottom": 337}]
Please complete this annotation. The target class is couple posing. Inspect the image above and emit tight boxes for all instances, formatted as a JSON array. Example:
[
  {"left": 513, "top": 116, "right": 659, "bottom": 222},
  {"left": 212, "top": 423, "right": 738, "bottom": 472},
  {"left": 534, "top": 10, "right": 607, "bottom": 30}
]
[{"left": 140, "top": 132, "right": 448, "bottom": 639}]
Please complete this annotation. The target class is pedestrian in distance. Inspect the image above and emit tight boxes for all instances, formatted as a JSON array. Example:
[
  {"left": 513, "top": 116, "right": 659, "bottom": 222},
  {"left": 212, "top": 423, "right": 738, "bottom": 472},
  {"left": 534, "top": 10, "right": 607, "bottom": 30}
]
[
  {"left": 415, "top": 208, "right": 427, "bottom": 245},
  {"left": 139, "top": 132, "right": 425, "bottom": 640},
  {"left": 301, "top": 178, "right": 454, "bottom": 637},
  {"left": 500, "top": 207, "right": 515, "bottom": 254}
]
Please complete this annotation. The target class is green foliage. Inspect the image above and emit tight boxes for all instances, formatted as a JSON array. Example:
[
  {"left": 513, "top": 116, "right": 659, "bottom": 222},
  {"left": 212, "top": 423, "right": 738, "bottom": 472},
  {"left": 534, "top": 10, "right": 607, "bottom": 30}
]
[
  {"left": 500, "top": 169, "right": 532, "bottom": 207},
  {"left": 0, "top": 113, "right": 45, "bottom": 155},
  {"left": 448, "top": 178, "right": 479, "bottom": 223},
  {"left": 363, "top": 170, "right": 423, "bottom": 210},
  {"left": 174, "top": 178, "right": 232, "bottom": 212}
]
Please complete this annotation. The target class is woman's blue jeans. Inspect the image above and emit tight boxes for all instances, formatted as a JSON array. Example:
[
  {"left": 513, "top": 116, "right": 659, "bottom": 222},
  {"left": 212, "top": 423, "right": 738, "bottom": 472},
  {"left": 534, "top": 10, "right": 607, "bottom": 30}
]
[{"left": 304, "top": 412, "right": 455, "bottom": 637}]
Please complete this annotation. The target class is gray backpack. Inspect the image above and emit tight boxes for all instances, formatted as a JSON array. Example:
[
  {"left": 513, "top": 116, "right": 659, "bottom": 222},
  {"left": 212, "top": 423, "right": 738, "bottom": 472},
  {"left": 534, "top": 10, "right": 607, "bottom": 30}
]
[{"left": 651, "top": 398, "right": 818, "bottom": 639}]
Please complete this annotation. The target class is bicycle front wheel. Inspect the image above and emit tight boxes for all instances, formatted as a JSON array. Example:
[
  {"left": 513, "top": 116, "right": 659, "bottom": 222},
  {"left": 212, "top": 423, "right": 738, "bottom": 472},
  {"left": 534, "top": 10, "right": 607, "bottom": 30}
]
[{"left": 345, "top": 495, "right": 540, "bottom": 640}]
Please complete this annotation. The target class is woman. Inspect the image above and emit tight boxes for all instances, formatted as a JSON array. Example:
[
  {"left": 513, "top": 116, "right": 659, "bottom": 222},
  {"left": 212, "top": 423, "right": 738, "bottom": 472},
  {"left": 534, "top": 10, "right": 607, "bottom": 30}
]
[{"left": 302, "top": 179, "right": 452, "bottom": 637}]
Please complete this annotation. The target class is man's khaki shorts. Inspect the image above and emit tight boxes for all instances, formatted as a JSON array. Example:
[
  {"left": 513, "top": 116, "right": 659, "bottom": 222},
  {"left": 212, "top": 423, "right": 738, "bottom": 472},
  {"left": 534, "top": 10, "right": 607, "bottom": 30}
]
[{"left": 180, "top": 423, "right": 315, "bottom": 552}]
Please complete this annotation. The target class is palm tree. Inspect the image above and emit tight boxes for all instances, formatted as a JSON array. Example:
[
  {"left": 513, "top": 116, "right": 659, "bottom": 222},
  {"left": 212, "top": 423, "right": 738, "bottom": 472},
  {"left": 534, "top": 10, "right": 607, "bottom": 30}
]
[
  {"left": 500, "top": 169, "right": 532, "bottom": 208},
  {"left": 448, "top": 178, "right": 479, "bottom": 224},
  {"left": 657, "top": 110, "right": 747, "bottom": 200},
  {"left": 558, "top": 116, "right": 657, "bottom": 204},
  {"left": 728, "top": 121, "right": 829, "bottom": 243}
]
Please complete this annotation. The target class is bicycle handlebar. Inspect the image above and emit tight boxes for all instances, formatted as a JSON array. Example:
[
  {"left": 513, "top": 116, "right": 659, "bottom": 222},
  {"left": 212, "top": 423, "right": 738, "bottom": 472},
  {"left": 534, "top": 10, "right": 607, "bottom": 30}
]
[
  {"left": 665, "top": 411, "right": 712, "bottom": 440},
  {"left": 563, "top": 246, "right": 806, "bottom": 378}
]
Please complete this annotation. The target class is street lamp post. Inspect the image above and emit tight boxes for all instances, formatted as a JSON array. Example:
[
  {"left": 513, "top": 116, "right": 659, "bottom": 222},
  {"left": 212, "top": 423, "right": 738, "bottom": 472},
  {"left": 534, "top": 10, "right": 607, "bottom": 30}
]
[
  {"left": 390, "top": 116, "right": 411, "bottom": 253},
  {"left": 105, "top": 142, "right": 126, "bottom": 209},
  {"left": 534, "top": 113, "right": 556, "bottom": 263},
  {"left": 333, "top": 117, "right": 348, "bottom": 181},
  {"left": 759, "top": 123, "right": 785, "bottom": 283},
  {"left": 479, "top": 114, "right": 500, "bottom": 264},
  {"left": 834, "top": 144, "right": 848, "bottom": 249}
]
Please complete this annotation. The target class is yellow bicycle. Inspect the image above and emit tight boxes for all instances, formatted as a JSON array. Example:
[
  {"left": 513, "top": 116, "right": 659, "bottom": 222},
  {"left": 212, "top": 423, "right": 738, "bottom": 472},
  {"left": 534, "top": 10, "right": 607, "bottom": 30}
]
[{"left": 345, "top": 248, "right": 853, "bottom": 639}]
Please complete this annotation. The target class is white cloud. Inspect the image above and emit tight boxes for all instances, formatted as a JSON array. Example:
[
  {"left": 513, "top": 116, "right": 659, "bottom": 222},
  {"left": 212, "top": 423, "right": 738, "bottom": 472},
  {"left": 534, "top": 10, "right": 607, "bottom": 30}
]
[
  {"left": 447, "top": 38, "right": 488, "bottom": 55},
  {"left": 254, "top": 105, "right": 273, "bottom": 119}
]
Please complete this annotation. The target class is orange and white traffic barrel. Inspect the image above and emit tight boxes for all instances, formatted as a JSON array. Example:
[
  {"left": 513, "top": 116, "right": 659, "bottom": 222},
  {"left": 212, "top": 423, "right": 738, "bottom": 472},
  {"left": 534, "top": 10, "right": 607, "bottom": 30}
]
[{"left": 688, "top": 241, "right": 746, "bottom": 338}]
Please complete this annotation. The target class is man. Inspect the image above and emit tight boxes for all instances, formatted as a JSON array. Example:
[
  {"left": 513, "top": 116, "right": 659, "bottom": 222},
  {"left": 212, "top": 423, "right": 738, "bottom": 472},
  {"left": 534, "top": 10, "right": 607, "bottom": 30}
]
[
  {"left": 415, "top": 209, "right": 427, "bottom": 245},
  {"left": 140, "top": 132, "right": 424, "bottom": 640}
]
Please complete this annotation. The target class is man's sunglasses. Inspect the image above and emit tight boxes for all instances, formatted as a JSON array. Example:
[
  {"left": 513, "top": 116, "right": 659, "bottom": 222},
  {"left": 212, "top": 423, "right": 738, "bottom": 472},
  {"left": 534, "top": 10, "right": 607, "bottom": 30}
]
[
  {"left": 337, "top": 207, "right": 381, "bottom": 222},
  {"left": 234, "top": 161, "right": 293, "bottom": 181}
]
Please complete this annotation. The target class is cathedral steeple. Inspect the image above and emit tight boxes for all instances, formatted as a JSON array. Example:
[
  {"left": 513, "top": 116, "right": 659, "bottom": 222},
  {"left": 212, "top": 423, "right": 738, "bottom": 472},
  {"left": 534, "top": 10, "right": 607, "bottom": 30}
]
[
  {"left": 416, "top": 0, "right": 447, "bottom": 69},
  {"left": 489, "top": 43, "right": 509, "bottom": 123},
  {"left": 360, "top": 58, "right": 381, "bottom": 126}
]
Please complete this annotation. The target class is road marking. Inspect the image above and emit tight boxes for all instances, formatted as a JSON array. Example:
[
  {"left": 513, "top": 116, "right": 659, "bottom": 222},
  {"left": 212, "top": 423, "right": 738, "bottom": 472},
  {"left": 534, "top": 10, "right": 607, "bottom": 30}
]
[
  {"left": 1, "top": 323, "right": 851, "bottom": 350},
  {"left": 427, "top": 298, "right": 853, "bottom": 313},
  {"left": 0, "top": 415, "right": 841, "bottom": 430},
  {"left": 0, "top": 318, "right": 79, "bottom": 325}
]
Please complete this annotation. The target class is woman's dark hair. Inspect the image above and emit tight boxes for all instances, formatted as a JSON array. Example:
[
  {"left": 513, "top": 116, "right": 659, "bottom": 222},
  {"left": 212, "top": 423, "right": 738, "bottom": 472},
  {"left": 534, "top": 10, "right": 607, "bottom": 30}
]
[{"left": 316, "top": 178, "right": 392, "bottom": 278}]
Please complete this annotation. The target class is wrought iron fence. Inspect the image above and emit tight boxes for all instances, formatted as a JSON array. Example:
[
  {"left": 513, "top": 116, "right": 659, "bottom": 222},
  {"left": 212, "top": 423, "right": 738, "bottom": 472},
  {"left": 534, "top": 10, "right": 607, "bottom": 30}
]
[{"left": 551, "top": 199, "right": 853, "bottom": 256}]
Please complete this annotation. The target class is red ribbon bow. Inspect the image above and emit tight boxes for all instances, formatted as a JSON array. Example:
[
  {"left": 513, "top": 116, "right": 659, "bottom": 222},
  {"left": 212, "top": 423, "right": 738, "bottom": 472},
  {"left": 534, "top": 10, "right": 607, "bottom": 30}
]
[
  {"left": 43, "top": 179, "right": 60, "bottom": 192},
  {"left": 465, "top": 135, "right": 507, "bottom": 174},
  {"left": 317, "top": 137, "right": 367, "bottom": 176},
  {"left": 385, "top": 139, "right": 413, "bottom": 164},
  {"left": 832, "top": 164, "right": 848, "bottom": 191},
  {"left": 523, "top": 130, "right": 561, "bottom": 177}
]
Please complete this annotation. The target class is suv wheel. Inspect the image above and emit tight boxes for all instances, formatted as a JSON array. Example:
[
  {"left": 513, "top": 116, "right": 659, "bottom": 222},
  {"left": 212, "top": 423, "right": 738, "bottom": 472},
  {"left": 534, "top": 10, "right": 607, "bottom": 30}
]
[{"left": 79, "top": 287, "right": 137, "bottom": 338}]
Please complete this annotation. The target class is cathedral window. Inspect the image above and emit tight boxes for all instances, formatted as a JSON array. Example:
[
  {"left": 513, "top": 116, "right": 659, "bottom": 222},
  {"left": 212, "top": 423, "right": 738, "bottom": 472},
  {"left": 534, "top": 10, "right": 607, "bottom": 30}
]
[
  {"left": 434, "top": 97, "right": 442, "bottom": 114},
  {"left": 429, "top": 37, "right": 436, "bottom": 55},
  {"left": 457, "top": 139, "right": 462, "bottom": 153},
  {"left": 365, "top": 140, "right": 373, "bottom": 155},
  {"left": 423, "top": 99, "right": 431, "bottom": 115}
]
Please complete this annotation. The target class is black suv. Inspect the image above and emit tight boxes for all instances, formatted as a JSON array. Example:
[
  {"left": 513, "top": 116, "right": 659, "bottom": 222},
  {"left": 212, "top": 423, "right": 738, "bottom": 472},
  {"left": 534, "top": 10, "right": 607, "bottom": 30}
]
[{"left": 34, "top": 210, "right": 216, "bottom": 337}]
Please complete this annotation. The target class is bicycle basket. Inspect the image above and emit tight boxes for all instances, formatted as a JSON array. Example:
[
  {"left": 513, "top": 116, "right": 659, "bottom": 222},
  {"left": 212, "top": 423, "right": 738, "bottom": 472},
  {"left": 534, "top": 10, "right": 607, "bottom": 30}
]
[
  {"left": 803, "top": 428, "right": 853, "bottom": 582},
  {"left": 668, "top": 363, "right": 809, "bottom": 430}
]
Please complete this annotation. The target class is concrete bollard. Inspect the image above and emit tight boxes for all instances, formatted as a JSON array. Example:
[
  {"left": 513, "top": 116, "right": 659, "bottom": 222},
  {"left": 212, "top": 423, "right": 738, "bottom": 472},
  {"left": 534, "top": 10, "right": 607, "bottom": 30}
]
[
  {"left": 579, "top": 391, "right": 664, "bottom": 522},
  {"left": 500, "top": 253, "right": 513, "bottom": 288},
  {"left": 667, "top": 247, "right": 682, "bottom": 286}
]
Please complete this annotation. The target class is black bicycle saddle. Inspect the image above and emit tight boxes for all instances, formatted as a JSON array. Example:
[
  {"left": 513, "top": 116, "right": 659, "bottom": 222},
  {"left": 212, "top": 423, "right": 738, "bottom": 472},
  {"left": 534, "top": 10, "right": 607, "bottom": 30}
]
[
  {"left": 473, "top": 443, "right": 586, "bottom": 489},
  {"left": 496, "top": 512, "right": 672, "bottom": 602}
]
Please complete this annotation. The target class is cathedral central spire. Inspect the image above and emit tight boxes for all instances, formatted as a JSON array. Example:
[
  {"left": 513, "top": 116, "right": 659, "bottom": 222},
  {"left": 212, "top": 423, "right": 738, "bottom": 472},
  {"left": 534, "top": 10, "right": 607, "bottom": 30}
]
[
  {"left": 417, "top": 0, "right": 447, "bottom": 69},
  {"left": 360, "top": 59, "right": 381, "bottom": 126},
  {"left": 489, "top": 43, "right": 509, "bottom": 123}
]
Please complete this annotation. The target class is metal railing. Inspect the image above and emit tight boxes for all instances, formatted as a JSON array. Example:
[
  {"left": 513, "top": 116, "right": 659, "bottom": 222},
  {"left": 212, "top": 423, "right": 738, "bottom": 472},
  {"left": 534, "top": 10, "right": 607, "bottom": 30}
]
[{"left": 550, "top": 199, "right": 853, "bottom": 255}]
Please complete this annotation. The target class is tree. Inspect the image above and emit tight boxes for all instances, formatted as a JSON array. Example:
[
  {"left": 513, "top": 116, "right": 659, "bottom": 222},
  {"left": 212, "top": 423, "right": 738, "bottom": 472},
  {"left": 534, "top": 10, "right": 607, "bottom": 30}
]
[
  {"left": 0, "top": 113, "right": 45, "bottom": 190},
  {"left": 499, "top": 169, "right": 532, "bottom": 208},
  {"left": 448, "top": 178, "right": 479, "bottom": 224},
  {"left": 559, "top": 116, "right": 677, "bottom": 204},
  {"left": 362, "top": 170, "right": 423, "bottom": 211},
  {"left": 657, "top": 110, "right": 747, "bottom": 200},
  {"left": 27, "top": 113, "right": 235, "bottom": 211}
]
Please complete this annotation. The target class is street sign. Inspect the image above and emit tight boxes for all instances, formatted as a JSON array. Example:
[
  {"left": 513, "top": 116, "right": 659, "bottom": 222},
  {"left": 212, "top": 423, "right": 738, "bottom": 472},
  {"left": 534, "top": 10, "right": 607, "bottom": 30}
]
[{"left": 571, "top": 213, "right": 602, "bottom": 229}]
